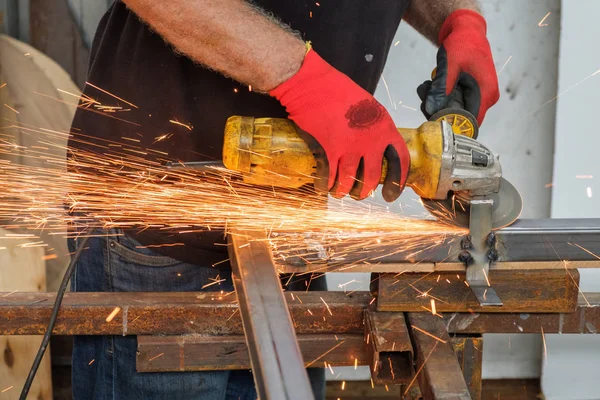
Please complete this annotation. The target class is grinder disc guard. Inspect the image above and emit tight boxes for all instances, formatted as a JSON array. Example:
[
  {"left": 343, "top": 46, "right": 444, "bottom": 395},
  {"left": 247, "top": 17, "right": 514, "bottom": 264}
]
[{"left": 422, "top": 177, "right": 523, "bottom": 229}]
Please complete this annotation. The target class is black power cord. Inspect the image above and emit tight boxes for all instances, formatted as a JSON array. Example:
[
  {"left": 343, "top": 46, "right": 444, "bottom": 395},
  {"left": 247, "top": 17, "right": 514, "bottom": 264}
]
[{"left": 19, "top": 234, "right": 92, "bottom": 400}]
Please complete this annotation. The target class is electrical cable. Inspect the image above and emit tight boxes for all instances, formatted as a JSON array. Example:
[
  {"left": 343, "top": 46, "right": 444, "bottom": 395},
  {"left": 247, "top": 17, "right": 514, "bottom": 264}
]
[{"left": 19, "top": 234, "right": 93, "bottom": 400}]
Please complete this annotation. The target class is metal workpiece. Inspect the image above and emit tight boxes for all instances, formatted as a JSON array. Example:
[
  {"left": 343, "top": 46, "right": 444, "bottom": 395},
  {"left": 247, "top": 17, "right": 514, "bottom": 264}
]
[
  {"left": 406, "top": 313, "right": 472, "bottom": 400},
  {"left": 364, "top": 310, "right": 414, "bottom": 385},
  {"left": 137, "top": 334, "right": 367, "bottom": 373},
  {"left": 228, "top": 230, "right": 314, "bottom": 400},
  {"left": 466, "top": 199, "right": 502, "bottom": 306},
  {"left": 300, "top": 218, "right": 600, "bottom": 266}
]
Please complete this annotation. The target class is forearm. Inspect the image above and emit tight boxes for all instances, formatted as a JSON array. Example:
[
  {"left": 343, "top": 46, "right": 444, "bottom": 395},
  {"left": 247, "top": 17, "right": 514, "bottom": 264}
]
[
  {"left": 404, "top": 0, "right": 481, "bottom": 44},
  {"left": 122, "top": 0, "right": 306, "bottom": 91}
]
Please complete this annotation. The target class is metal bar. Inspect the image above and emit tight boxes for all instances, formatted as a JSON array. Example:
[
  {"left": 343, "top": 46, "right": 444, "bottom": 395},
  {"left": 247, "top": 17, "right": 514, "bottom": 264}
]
[
  {"left": 364, "top": 310, "right": 414, "bottom": 384},
  {"left": 376, "top": 269, "right": 580, "bottom": 313},
  {"left": 0, "top": 292, "right": 599, "bottom": 335},
  {"left": 278, "top": 219, "right": 600, "bottom": 265},
  {"left": 450, "top": 336, "right": 483, "bottom": 400},
  {"left": 467, "top": 200, "right": 502, "bottom": 306},
  {"left": 136, "top": 334, "right": 366, "bottom": 372},
  {"left": 228, "top": 230, "right": 314, "bottom": 400},
  {"left": 406, "top": 313, "right": 471, "bottom": 400},
  {"left": 278, "top": 260, "right": 600, "bottom": 274}
]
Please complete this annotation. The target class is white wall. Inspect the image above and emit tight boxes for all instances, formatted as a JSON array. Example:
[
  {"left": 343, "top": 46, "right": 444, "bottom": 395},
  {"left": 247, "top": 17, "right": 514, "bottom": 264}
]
[{"left": 544, "top": 1, "right": 600, "bottom": 399}]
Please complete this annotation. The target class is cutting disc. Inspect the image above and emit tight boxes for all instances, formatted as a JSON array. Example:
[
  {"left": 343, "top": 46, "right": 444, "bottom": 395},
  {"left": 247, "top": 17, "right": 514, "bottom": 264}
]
[{"left": 422, "top": 178, "right": 523, "bottom": 229}]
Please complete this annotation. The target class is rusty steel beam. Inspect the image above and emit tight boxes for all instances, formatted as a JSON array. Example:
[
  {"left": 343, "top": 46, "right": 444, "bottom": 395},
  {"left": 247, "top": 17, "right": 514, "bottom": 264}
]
[
  {"left": 376, "top": 269, "right": 580, "bottom": 313},
  {"left": 364, "top": 310, "right": 414, "bottom": 385},
  {"left": 0, "top": 291, "right": 368, "bottom": 336},
  {"left": 451, "top": 336, "right": 483, "bottom": 400},
  {"left": 1, "top": 292, "right": 599, "bottom": 336},
  {"left": 407, "top": 313, "right": 471, "bottom": 400},
  {"left": 136, "top": 334, "right": 367, "bottom": 372}
]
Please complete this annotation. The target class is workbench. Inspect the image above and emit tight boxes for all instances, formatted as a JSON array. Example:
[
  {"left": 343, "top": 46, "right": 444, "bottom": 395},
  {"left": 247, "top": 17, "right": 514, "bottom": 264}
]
[{"left": 1, "top": 218, "right": 600, "bottom": 399}]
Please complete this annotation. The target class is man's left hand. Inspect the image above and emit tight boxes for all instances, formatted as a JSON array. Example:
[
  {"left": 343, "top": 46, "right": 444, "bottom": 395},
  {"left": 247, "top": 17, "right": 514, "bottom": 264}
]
[{"left": 417, "top": 9, "right": 499, "bottom": 125}]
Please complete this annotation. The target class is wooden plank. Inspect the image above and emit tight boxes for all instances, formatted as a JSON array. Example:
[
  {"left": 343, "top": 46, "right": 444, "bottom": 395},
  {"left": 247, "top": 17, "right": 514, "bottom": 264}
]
[
  {"left": 376, "top": 269, "right": 580, "bottom": 313},
  {"left": 406, "top": 313, "right": 471, "bottom": 400},
  {"left": 364, "top": 310, "right": 414, "bottom": 384},
  {"left": 451, "top": 337, "right": 483, "bottom": 400},
  {"left": 136, "top": 334, "right": 367, "bottom": 372},
  {"left": 0, "top": 233, "right": 52, "bottom": 400}
]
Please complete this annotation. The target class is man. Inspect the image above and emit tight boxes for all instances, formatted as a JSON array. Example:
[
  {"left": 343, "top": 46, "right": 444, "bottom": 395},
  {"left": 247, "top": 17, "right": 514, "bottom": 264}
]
[{"left": 68, "top": 1, "right": 499, "bottom": 399}]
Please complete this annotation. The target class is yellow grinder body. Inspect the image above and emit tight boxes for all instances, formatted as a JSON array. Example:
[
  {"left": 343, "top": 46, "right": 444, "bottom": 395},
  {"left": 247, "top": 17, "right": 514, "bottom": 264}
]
[{"left": 223, "top": 116, "right": 444, "bottom": 199}]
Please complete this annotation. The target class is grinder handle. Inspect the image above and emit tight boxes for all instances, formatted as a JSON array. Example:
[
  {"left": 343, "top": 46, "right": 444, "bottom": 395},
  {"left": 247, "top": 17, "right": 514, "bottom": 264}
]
[{"left": 427, "top": 68, "right": 479, "bottom": 139}]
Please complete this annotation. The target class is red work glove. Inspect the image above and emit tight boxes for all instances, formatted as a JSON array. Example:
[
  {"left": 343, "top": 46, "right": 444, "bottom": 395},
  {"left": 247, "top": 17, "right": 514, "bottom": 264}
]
[
  {"left": 270, "top": 49, "right": 410, "bottom": 202},
  {"left": 417, "top": 10, "right": 500, "bottom": 125}
]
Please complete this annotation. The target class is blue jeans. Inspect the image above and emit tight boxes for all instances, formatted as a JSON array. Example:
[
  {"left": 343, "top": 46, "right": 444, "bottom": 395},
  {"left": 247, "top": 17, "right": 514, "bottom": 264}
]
[{"left": 69, "top": 230, "right": 326, "bottom": 400}]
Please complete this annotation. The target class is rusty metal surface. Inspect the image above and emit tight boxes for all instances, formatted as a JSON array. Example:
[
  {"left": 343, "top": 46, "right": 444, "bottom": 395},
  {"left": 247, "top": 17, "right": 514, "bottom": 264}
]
[
  {"left": 445, "top": 294, "right": 600, "bottom": 334},
  {"left": 407, "top": 313, "right": 471, "bottom": 400},
  {"left": 451, "top": 336, "right": 483, "bottom": 400},
  {"left": 364, "top": 310, "right": 414, "bottom": 385},
  {"left": 377, "top": 269, "right": 580, "bottom": 313},
  {"left": 0, "top": 291, "right": 368, "bottom": 336},
  {"left": 1, "top": 292, "right": 599, "bottom": 336},
  {"left": 136, "top": 334, "right": 366, "bottom": 372}
]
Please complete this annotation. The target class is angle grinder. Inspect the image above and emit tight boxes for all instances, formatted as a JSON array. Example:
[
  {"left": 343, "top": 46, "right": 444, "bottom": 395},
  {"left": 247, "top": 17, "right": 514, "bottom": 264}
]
[{"left": 221, "top": 114, "right": 522, "bottom": 229}]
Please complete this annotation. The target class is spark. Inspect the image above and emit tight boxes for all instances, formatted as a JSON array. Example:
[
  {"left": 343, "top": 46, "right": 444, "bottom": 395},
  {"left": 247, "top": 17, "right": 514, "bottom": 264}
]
[
  {"left": 2, "top": 290, "right": 18, "bottom": 297},
  {"left": 404, "top": 341, "right": 439, "bottom": 396},
  {"left": 320, "top": 296, "right": 333, "bottom": 315},
  {"left": 541, "top": 327, "right": 547, "bottom": 362},
  {"left": 538, "top": 12, "right": 551, "bottom": 27},
  {"left": 497, "top": 55, "right": 512, "bottom": 75},
  {"left": 385, "top": 385, "right": 389, "bottom": 392},
  {"left": 587, "top": 187, "right": 593, "bottom": 198},
  {"left": 1, "top": 386, "right": 14, "bottom": 393},
  {"left": 85, "top": 81, "right": 139, "bottom": 109},
  {"left": 401, "top": 104, "right": 417, "bottom": 111},
  {"left": 381, "top": 76, "right": 396, "bottom": 110},
  {"left": 394, "top": 40, "right": 400, "bottom": 46},
  {"left": 3, "top": 104, "right": 19, "bottom": 114},
  {"left": 370, "top": 378, "right": 374, "bottom": 388},
  {"left": 169, "top": 119, "right": 193, "bottom": 131},
  {"left": 482, "top": 268, "right": 491, "bottom": 287},
  {"left": 354, "top": 357, "right": 358, "bottom": 369},
  {"left": 309, "top": 11, "right": 313, "bottom": 18},
  {"left": 0, "top": 83, "right": 6, "bottom": 89},
  {"left": 148, "top": 353, "right": 165, "bottom": 361},
  {"left": 430, "top": 299, "right": 436, "bottom": 315},
  {"left": 88, "top": 359, "right": 95, "bottom": 365},
  {"left": 576, "top": 175, "right": 593, "bottom": 179},
  {"left": 105, "top": 306, "right": 121, "bottom": 322},
  {"left": 136, "top": 243, "right": 185, "bottom": 248},
  {"left": 201, "top": 276, "right": 226, "bottom": 289},
  {"left": 328, "top": 363, "right": 334, "bottom": 374},
  {"left": 42, "top": 254, "right": 58, "bottom": 261},
  {"left": 388, "top": 357, "right": 395, "bottom": 380},
  {"left": 411, "top": 325, "right": 447, "bottom": 344},
  {"left": 306, "top": 340, "right": 347, "bottom": 367},
  {"left": 341, "top": 381, "right": 345, "bottom": 390},
  {"left": 570, "top": 243, "right": 600, "bottom": 260},
  {"left": 248, "top": 85, "right": 252, "bottom": 92}
]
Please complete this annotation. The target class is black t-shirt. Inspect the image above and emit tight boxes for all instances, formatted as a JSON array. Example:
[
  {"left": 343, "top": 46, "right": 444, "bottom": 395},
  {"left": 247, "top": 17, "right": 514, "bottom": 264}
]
[{"left": 68, "top": 0, "right": 408, "bottom": 265}]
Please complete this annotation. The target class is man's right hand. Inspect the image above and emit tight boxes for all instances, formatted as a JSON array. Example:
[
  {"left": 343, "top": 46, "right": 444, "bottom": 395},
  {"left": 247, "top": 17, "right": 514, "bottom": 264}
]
[{"left": 270, "top": 47, "right": 410, "bottom": 203}]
